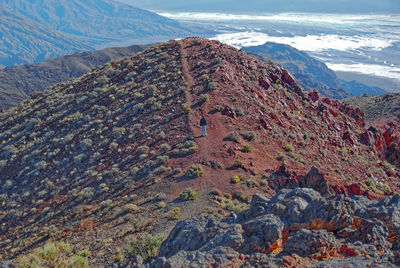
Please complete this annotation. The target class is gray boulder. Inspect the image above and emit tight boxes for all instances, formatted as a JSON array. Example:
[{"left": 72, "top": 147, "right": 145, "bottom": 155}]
[{"left": 146, "top": 188, "right": 400, "bottom": 267}]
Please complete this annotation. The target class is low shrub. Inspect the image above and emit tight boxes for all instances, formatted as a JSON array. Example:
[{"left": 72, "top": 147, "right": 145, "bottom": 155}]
[
  {"left": 241, "top": 144, "right": 252, "bottom": 153},
  {"left": 180, "top": 189, "right": 198, "bottom": 200},
  {"left": 168, "top": 207, "right": 182, "bottom": 220},
  {"left": 242, "top": 131, "right": 256, "bottom": 142},
  {"left": 231, "top": 175, "right": 241, "bottom": 184},
  {"left": 17, "top": 241, "right": 90, "bottom": 268},
  {"left": 124, "top": 233, "right": 165, "bottom": 261},
  {"left": 283, "top": 144, "right": 295, "bottom": 152},
  {"left": 225, "top": 131, "right": 241, "bottom": 143},
  {"left": 186, "top": 165, "right": 205, "bottom": 178}
]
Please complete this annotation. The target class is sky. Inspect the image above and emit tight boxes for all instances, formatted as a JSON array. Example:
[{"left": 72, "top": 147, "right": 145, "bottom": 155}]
[{"left": 118, "top": 0, "right": 400, "bottom": 13}]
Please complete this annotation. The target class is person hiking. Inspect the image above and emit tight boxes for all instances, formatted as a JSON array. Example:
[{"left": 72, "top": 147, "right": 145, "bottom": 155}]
[{"left": 200, "top": 115, "right": 207, "bottom": 137}]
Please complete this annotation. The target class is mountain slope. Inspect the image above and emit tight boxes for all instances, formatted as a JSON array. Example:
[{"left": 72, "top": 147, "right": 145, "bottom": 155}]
[
  {"left": 1, "top": 38, "right": 400, "bottom": 265},
  {"left": 344, "top": 93, "right": 400, "bottom": 122},
  {"left": 0, "top": 7, "right": 91, "bottom": 68},
  {"left": 0, "top": 44, "right": 148, "bottom": 109},
  {"left": 0, "top": 0, "right": 192, "bottom": 67},
  {"left": 339, "top": 79, "right": 387, "bottom": 96},
  {"left": 243, "top": 42, "right": 387, "bottom": 99},
  {"left": 0, "top": 0, "right": 192, "bottom": 47}
]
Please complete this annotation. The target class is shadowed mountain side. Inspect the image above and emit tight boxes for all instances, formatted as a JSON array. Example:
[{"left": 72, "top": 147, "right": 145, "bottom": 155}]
[
  {"left": 0, "top": 44, "right": 148, "bottom": 109},
  {"left": 0, "top": 8, "right": 91, "bottom": 68},
  {"left": 0, "top": 0, "right": 193, "bottom": 49}
]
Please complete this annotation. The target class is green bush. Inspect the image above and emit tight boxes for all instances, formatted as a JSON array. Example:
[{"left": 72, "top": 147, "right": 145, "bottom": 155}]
[
  {"left": 186, "top": 165, "right": 205, "bottom": 178},
  {"left": 180, "top": 189, "right": 198, "bottom": 200},
  {"left": 283, "top": 144, "right": 294, "bottom": 152},
  {"left": 241, "top": 144, "right": 252, "bottom": 153},
  {"left": 159, "top": 143, "right": 171, "bottom": 153},
  {"left": 242, "top": 131, "right": 256, "bottom": 141},
  {"left": 199, "top": 94, "right": 210, "bottom": 104},
  {"left": 225, "top": 131, "right": 241, "bottom": 143},
  {"left": 231, "top": 175, "right": 241, "bottom": 184},
  {"left": 168, "top": 207, "right": 182, "bottom": 220},
  {"left": 124, "top": 233, "right": 165, "bottom": 261},
  {"left": 17, "top": 241, "right": 90, "bottom": 268},
  {"left": 233, "top": 159, "right": 244, "bottom": 169}
]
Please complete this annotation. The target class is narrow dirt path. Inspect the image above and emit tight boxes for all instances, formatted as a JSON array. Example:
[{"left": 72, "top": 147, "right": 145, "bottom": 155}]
[{"left": 179, "top": 41, "right": 197, "bottom": 138}]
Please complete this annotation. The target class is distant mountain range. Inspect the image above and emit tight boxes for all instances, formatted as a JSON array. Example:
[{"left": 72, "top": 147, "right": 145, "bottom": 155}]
[
  {"left": 0, "top": 8, "right": 91, "bottom": 68},
  {"left": 0, "top": 0, "right": 192, "bottom": 67},
  {"left": 242, "top": 42, "right": 386, "bottom": 99},
  {"left": 0, "top": 44, "right": 147, "bottom": 109},
  {"left": 121, "top": 0, "right": 400, "bottom": 13}
]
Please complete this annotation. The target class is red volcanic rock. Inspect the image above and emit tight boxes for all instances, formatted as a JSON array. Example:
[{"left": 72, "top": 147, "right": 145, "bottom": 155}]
[
  {"left": 345, "top": 184, "right": 363, "bottom": 196},
  {"left": 322, "top": 98, "right": 332, "bottom": 105},
  {"left": 269, "top": 166, "right": 331, "bottom": 197},
  {"left": 259, "top": 78, "right": 270, "bottom": 90},
  {"left": 222, "top": 106, "right": 236, "bottom": 118},
  {"left": 259, "top": 118, "right": 271, "bottom": 131},
  {"left": 308, "top": 90, "right": 319, "bottom": 103}
]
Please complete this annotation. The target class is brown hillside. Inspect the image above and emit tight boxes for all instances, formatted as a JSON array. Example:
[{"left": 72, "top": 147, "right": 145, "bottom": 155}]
[
  {"left": 1, "top": 37, "right": 400, "bottom": 266},
  {"left": 344, "top": 93, "right": 400, "bottom": 123}
]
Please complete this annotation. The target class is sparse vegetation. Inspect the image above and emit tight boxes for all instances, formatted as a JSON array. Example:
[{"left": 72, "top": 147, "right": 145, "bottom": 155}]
[
  {"left": 180, "top": 189, "right": 199, "bottom": 200},
  {"left": 242, "top": 131, "right": 256, "bottom": 142},
  {"left": 16, "top": 241, "right": 90, "bottom": 268},
  {"left": 225, "top": 131, "right": 241, "bottom": 143},
  {"left": 186, "top": 165, "right": 205, "bottom": 178},
  {"left": 283, "top": 144, "right": 295, "bottom": 152},
  {"left": 168, "top": 207, "right": 182, "bottom": 220},
  {"left": 241, "top": 144, "right": 252, "bottom": 153},
  {"left": 124, "top": 233, "right": 165, "bottom": 261},
  {"left": 231, "top": 175, "right": 241, "bottom": 184}
]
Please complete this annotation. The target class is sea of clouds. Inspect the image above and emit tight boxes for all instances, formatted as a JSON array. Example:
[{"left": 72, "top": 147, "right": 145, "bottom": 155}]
[{"left": 161, "top": 12, "right": 400, "bottom": 84}]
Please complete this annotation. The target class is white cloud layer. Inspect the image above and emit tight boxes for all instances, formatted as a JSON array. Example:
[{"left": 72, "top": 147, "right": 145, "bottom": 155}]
[
  {"left": 213, "top": 31, "right": 395, "bottom": 52},
  {"left": 159, "top": 12, "right": 400, "bottom": 27},
  {"left": 326, "top": 63, "right": 400, "bottom": 81}
]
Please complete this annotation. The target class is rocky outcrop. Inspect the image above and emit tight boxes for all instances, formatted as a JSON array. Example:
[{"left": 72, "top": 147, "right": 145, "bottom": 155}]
[
  {"left": 146, "top": 188, "right": 400, "bottom": 267},
  {"left": 268, "top": 165, "right": 331, "bottom": 197}
]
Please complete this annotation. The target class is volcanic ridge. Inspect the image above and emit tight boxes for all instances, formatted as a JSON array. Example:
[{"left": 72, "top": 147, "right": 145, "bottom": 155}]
[{"left": 1, "top": 37, "right": 400, "bottom": 266}]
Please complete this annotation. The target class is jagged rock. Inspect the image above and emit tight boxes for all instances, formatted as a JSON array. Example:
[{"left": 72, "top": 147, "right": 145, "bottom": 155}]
[
  {"left": 249, "top": 193, "right": 269, "bottom": 217},
  {"left": 299, "top": 167, "right": 332, "bottom": 197},
  {"left": 267, "top": 165, "right": 299, "bottom": 191},
  {"left": 283, "top": 229, "right": 337, "bottom": 256},
  {"left": 0, "top": 262, "right": 16, "bottom": 268},
  {"left": 159, "top": 218, "right": 244, "bottom": 258},
  {"left": 353, "top": 219, "right": 388, "bottom": 248},
  {"left": 269, "top": 166, "right": 332, "bottom": 197},
  {"left": 308, "top": 90, "right": 319, "bottom": 103},
  {"left": 242, "top": 214, "right": 284, "bottom": 253},
  {"left": 151, "top": 188, "right": 400, "bottom": 267}
]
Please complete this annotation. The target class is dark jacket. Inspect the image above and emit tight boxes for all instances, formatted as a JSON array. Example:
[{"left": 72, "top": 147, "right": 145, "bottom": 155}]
[{"left": 200, "top": 117, "right": 207, "bottom": 126}]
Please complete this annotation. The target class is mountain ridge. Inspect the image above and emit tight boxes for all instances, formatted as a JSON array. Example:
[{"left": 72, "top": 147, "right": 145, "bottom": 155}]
[
  {"left": 0, "top": 7, "right": 91, "bottom": 68},
  {"left": 0, "top": 44, "right": 148, "bottom": 109},
  {"left": 1, "top": 37, "right": 400, "bottom": 266},
  {"left": 0, "top": 0, "right": 192, "bottom": 67}
]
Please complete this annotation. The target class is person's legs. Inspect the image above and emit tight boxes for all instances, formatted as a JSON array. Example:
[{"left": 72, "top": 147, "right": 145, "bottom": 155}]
[{"left": 201, "top": 125, "right": 206, "bottom": 136}]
